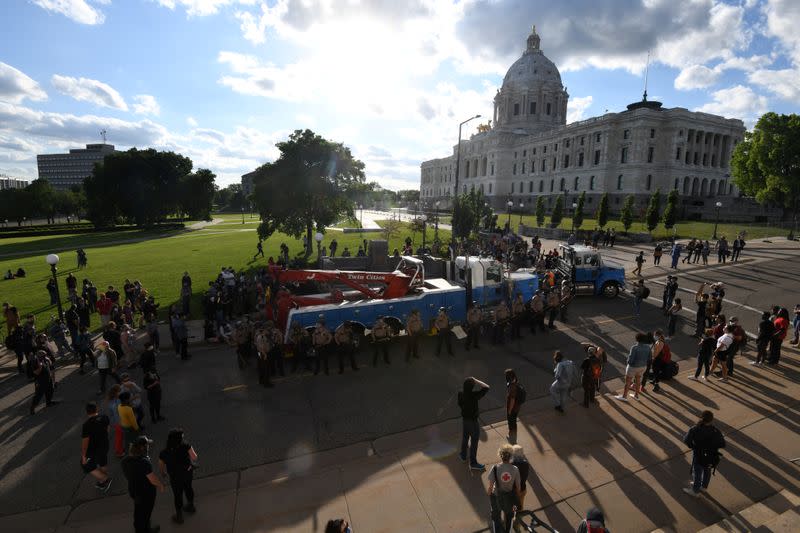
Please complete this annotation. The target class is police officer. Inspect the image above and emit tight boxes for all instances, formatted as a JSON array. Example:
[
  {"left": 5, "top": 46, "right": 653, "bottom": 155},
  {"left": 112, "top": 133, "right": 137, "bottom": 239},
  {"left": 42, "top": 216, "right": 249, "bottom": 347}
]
[
  {"left": 434, "top": 307, "right": 453, "bottom": 357},
  {"left": 559, "top": 280, "right": 572, "bottom": 323},
  {"left": 233, "top": 320, "right": 252, "bottom": 369},
  {"left": 547, "top": 288, "right": 561, "bottom": 329},
  {"left": 493, "top": 301, "right": 510, "bottom": 345},
  {"left": 335, "top": 321, "right": 359, "bottom": 373},
  {"left": 405, "top": 310, "right": 423, "bottom": 361},
  {"left": 529, "top": 289, "right": 546, "bottom": 334},
  {"left": 289, "top": 321, "right": 310, "bottom": 373},
  {"left": 511, "top": 293, "right": 525, "bottom": 339},
  {"left": 466, "top": 302, "right": 482, "bottom": 351},
  {"left": 253, "top": 325, "right": 273, "bottom": 388},
  {"left": 266, "top": 321, "right": 284, "bottom": 378},
  {"left": 312, "top": 319, "right": 333, "bottom": 375},
  {"left": 371, "top": 316, "right": 392, "bottom": 366}
]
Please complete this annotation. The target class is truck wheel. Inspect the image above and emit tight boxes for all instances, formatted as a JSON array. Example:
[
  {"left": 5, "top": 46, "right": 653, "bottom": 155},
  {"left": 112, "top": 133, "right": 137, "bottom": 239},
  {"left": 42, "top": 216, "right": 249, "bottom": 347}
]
[{"left": 601, "top": 282, "right": 619, "bottom": 298}]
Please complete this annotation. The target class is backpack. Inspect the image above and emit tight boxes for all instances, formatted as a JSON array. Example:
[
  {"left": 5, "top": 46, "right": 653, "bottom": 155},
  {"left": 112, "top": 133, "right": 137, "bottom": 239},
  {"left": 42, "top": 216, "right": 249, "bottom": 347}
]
[
  {"left": 515, "top": 383, "right": 527, "bottom": 405},
  {"left": 589, "top": 358, "right": 602, "bottom": 381},
  {"left": 582, "top": 519, "right": 607, "bottom": 533},
  {"left": 664, "top": 360, "right": 679, "bottom": 380},
  {"left": 659, "top": 343, "right": 672, "bottom": 363},
  {"left": 641, "top": 287, "right": 651, "bottom": 299}
]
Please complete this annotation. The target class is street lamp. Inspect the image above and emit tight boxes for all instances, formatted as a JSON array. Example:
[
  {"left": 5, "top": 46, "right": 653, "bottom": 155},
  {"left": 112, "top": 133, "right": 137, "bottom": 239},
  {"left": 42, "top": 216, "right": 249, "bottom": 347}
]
[
  {"left": 358, "top": 204, "right": 364, "bottom": 228},
  {"left": 506, "top": 200, "right": 514, "bottom": 231},
  {"left": 315, "top": 231, "right": 324, "bottom": 262},
  {"left": 451, "top": 113, "right": 482, "bottom": 251},
  {"left": 713, "top": 201, "right": 722, "bottom": 239},
  {"left": 420, "top": 214, "right": 428, "bottom": 251},
  {"left": 241, "top": 206, "right": 245, "bottom": 224},
  {"left": 434, "top": 200, "right": 440, "bottom": 242},
  {"left": 571, "top": 202, "right": 578, "bottom": 232},
  {"left": 45, "top": 254, "right": 64, "bottom": 322},
  {"left": 518, "top": 202, "right": 524, "bottom": 224}
]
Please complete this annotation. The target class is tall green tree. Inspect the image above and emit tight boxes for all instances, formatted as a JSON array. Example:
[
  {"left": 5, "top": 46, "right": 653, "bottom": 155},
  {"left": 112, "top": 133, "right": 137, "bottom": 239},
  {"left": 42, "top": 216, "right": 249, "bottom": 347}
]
[
  {"left": 452, "top": 189, "right": 492, "bottom": 239},
  {"left": 731, "top": 112, "right": 800, "bottom": 239},
  {"left": 596, "top": 193, "right": 610, "bottom": 228},
  {"left": 180, "top": 168, "right": 216, "bottom": 220},
  {"left": 551, "top": 196, "right": 564, "bottom": 227},
  {"left": 645, "top": 188, "right": 662, "bottom": 233},
  {"left": 662, "top": 189, "right": 679, "bottom": 229},
  {"left": 620, "top": 195, "right": 635, "bottom": 232},
  {"left": 573, "top": 191, "right": 586, "bottom": 230},
  {"left": 535, "top": 196, "right": 545, "bottom": 227},
  {"left": 252, "top": 129, "right": 365, "bottom": 257}
]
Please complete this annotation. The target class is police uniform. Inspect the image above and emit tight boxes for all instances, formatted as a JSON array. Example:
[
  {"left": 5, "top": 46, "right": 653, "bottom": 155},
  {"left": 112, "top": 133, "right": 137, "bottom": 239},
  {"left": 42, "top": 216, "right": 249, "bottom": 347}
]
[
  {"left": 312, "top": 323, "right": 333, "bottom": 375},
  {"left": 511, "top": 295, "right": 525, "bottom": 339},
  {"left": 466, "top": 305, "right": 482, "bottom": 350},
  {"left": 434, "top": 309, "right": 453, "bottom": 356},
  {"left": 371, "top": 318, "right": 391, "bottom": 366},
  {"left": 493, "top": 303, "right": 509, "bottom": 345},
  {"left": 405, "top": 312, "right": 423, "bottom": 361},
  {"left": 529, "top": 291, "right": 546, "bottom": 333},
  {"left": 335, "top": 322, "right": 359, "bottom": 373}
]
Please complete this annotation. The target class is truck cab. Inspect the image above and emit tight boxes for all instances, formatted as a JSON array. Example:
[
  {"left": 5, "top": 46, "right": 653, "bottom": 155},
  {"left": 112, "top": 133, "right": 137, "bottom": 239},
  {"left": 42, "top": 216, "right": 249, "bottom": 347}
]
[
  {"left": 557, "top": 244, "right": 625, "bottom": 297},
  {"left": 453, "top": 256, "right": 538, "bottom": 306}
]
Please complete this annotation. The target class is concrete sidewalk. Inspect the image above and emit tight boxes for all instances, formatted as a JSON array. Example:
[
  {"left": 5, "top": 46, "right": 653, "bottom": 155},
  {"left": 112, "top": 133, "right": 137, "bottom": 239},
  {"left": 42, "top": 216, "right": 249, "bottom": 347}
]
[{"left": 3, "top": 343, "right": 799, "bottom": 533}]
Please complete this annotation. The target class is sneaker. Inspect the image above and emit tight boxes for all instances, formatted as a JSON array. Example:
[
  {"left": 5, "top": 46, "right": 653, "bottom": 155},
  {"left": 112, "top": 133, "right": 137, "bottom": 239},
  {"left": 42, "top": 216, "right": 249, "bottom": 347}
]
[
  {"left": 632, "top": 395, "right": 640, "bottom": 401},
  {"left": 701, "top": 375, "right": 707, "bottom": 380},
  {"left": 615, "top": 395, "right": 628, "bottom": 402},
  {"left": 687, "top": 375, "right": 697, "bottom": 380},
  {"left": 749, "top": 361, "right": 759, "bottom": 365},
  {"left": 682, "top": 487, "right": 701, "bottom": 497},
  {"left": 458, "top": 453, "right": 467, "bottom": 463},
  {"left": 554, "top": 405, "right": 564, "bottom": 413},
  {"left": 469, "top": 462, "right": 485, "bottom": 471}
]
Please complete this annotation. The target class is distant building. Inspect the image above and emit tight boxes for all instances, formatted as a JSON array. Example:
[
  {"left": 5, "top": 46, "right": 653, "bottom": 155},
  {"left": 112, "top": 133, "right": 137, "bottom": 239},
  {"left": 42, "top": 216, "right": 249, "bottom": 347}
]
[
  {"left": 0, "top": 175, "right": 29, "bottom": 190},
  {"left": 37, "top": 143, "right": 117, "bottom": 190},
  {"left": 421, "top": 27, "right": 778, "bottom": 222},
  {"left": 241, "top": 170, "right": 256, "bottom": 196}
]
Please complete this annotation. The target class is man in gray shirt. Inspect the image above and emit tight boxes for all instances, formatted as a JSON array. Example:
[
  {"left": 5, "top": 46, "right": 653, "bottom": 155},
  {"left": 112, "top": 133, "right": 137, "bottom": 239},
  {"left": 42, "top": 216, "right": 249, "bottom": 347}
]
[
  {"left": 487, "top": 443, "right": 522, "bottom": 533},
  {"left": 616, "top": 333, "right": 651, "bottom": 401}
]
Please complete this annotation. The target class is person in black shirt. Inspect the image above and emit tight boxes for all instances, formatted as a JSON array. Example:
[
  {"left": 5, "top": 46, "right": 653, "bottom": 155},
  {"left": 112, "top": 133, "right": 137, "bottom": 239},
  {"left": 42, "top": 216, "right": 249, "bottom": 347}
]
[
  {"left": 30, "top": 351, "right": 58, "bottom": 415},
  {"left": 511, "top": 445, "right": 530, "bottom": 510},
  {"left": 81, "top": 402, "right": 112, "bottom": 492},
  {"left": 122, "top": 436, "right": 164, "bottom": 533},
  {"left": 139, "top": 342, "right": 157, "bottom": 374},
  {"left": 683, "top": 411, "right": 725, "bottom": 496},
  {"left": 458, "top": 376, "right": 490, "bottom": 470},
  {"left": 694, "top": 285, "right": 708, "bottom": 337},
  {"left": 143, "top": 370, "right": 165, "bottom": 424},
  {"left": 159, "top": 428, "right": 198, "bottom": 524},
  {"left": 753, "top": 311, "right": 775, "bottom": 365}
]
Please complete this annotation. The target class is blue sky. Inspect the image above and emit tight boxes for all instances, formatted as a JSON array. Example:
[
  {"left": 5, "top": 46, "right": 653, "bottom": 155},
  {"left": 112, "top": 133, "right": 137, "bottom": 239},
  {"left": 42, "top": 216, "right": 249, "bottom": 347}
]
[{"left": 1, "top": 0, "right": 798, "bottom": 190}]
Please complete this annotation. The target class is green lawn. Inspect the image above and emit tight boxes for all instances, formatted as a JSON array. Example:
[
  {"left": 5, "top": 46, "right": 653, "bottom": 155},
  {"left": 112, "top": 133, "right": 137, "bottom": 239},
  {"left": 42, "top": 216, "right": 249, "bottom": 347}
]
[{"left": 0, "top": 219, "right": 435, "bottom": 331}]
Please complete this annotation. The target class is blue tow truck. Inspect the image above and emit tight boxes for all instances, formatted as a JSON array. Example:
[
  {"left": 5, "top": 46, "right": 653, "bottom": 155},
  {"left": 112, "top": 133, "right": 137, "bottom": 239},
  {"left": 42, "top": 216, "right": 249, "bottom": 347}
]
[{"left": 556, "top": 244, "right": 626, "bottom": 297}]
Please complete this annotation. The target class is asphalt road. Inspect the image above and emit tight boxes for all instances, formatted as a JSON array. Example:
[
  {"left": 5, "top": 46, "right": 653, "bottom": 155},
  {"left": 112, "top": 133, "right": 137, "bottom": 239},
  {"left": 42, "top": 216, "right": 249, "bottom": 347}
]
[{"left": 0, "top": 246, "right": 797, "bottom": 517}]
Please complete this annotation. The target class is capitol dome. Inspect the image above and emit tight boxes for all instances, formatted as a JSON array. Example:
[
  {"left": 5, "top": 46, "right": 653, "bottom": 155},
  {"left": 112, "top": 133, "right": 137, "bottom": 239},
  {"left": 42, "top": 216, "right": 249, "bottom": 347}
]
[{"left": 492, "top": 26, "right": 569, "bottom": 133}]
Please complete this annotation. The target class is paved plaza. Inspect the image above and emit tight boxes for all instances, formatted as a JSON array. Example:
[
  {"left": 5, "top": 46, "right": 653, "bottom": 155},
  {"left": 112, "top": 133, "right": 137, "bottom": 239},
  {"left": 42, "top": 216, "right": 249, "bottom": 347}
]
[{"left": 0, "top": 238, "right": 799, "bottom": 532}]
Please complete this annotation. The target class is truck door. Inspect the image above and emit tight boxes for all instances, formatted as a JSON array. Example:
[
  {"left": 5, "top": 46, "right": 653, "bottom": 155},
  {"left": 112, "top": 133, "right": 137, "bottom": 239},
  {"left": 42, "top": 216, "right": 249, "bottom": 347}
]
[{"left": 574, "top": 254, "right": 600, "bottom": 283}]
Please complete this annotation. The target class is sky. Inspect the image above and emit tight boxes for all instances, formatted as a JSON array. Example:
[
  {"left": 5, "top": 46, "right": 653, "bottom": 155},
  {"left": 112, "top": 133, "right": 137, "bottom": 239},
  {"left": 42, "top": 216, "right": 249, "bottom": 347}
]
[{"left": 0, "top": 0, "right": 798, "bottom": 190}]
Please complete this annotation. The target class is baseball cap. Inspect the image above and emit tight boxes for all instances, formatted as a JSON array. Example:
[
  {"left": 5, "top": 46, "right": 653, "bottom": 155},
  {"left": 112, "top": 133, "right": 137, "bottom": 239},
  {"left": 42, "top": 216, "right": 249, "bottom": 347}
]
[{"left": 134, "top": 435, "right": 153, "bottom": 446}]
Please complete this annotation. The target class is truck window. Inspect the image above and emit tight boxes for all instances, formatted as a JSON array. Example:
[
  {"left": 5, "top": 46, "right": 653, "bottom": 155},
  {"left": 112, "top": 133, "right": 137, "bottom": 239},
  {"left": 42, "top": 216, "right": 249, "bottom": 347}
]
[
  {"left": 586, "top": 254, "right": 599, "bottom": 266},
  {"left": 574, "top": 256, "right": 582, "bottom": 266},
  {"left": 486, "top": 266, "right": 502, "bottom": 283}
]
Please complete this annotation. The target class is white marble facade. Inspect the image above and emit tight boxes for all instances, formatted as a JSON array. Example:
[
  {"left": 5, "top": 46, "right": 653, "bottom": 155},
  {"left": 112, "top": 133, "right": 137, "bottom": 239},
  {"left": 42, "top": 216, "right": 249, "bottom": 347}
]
[{"left": 420, "top": 27, "right": 746, "bottom": 216}]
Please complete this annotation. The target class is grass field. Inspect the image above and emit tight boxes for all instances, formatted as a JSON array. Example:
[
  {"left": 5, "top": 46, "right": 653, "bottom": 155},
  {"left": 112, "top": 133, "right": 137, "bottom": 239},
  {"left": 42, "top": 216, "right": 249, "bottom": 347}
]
[{"left": 0, "top": 218, "right": 447, "bottom": 331}]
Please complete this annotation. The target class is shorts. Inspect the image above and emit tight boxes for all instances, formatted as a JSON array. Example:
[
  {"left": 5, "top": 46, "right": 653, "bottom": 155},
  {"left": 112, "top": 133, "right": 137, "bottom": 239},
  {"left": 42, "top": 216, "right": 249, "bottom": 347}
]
[
  {"left": 81, "top": 451, "right": 108, "bottom": 473},
  {"left": 625, "top": 365, "right": 645, "bottom": 378},
  {"left": 715, "top": 350, "right": 729, "bottom": 362}
]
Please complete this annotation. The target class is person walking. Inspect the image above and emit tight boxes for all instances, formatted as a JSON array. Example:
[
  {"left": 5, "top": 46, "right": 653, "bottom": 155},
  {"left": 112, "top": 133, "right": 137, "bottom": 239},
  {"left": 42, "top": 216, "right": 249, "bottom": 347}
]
[
  {"left": 633, "top": 251, "right": 645, "bottom": 276},
  {"left": 580, "top": 347, "right": 602, "bottom": 407},
  {"left": 653, "top": 243, "right": 663, "bottom": 266},
  {"left": 688, "top": 328, "right": 715, "bottom": 380},
  {"left": 647, "top": 330, "right": 671, "bottom": 393},
  {"left": 122, "top": 435, "right": 164, "bottom": 533},
  {"left": 405, "top": 310, "right": 423, "bottom": 360},
  {"left": 753, "top": 311, "right": 774, "bottom": 365},
  {"left": 173, "top": 314, "right": 189, "bottom": 360},
  {"left": 458, "top": 376, "right": 490, "bottom": 470},
  {"left": 30, "top": 351, "right": 58, "bottom": 415},
  {"left": 577, "top": 508, "right": 609, "bottom": 533},
  {"left": 550, "top": 351, "right": 572, "bottom": 413},
  {"left": 682, "top": 411, "right": 725, "bottom": 497},
  {"left": 107, "top": 385, "right": 125, "bottom": 458},
  {"left": 158, "top": 428, "right": 197, "bottom": 525},
  {"left": 80, "top": 401, "right": 113, "bottom": 493},
  {"left": 75, "top": 325, "right": 94, "bottom": 374},
  {"left": 632, "top": 279, "right": 648, "bottom": 318},
  {"left": 487, "top": 444, "right": 522, "bottom": 533},
  {"left": 371, "top": 316, "right": 392, "bottom": 366},
  {"left": 253, "top": 240, "right": 264, "bottom": 260},
  {"left": 253, "top": 325, "right": 273, "bottom": 388},
  {"left": 790, "top": 304, "right": 800, "bottom": 346},
  {"left": 95, "top": 340, "right": 120, "bottom": 394},
  {"left": 662, "top": 275, "right": 678, "bottom": 311},
  {"left": 546, "top": 288, "right": 560, "bottom": 328},
  {"left": 435, "top": 307, "right": 454, "bottom": 356},
  {"left": 727, "top": 317, "right": 746, "bottom": 376},
  {"left": 717, "top": 236, "right": 729, "bottom": 263},
  {"left": 670, "top": 242, "right": 681, "bottom": 269},
  {"left": 616, "top": 333, "right": 651, "bottom": 401},
  {"left": 666, "top": 298, "right": 682, "bottom": 339},
  {"left": 118, "top": 391, "right": 141, "bottom": 451},
  {"left": 505, "top": 369, "right": 523, "bottom": 442},
  {"left": 143, "top": 370, "right": 165, "bottom": 424}
]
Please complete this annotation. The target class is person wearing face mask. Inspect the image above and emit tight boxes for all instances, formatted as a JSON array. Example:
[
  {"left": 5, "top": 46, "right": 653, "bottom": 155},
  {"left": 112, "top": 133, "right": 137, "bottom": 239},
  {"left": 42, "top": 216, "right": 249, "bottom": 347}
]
[
  {"left": 122, "top": 436, "right": 165, "bottom": 533},
  {"left": 324, "top": 518, "right": 353, "bottom": 533}
]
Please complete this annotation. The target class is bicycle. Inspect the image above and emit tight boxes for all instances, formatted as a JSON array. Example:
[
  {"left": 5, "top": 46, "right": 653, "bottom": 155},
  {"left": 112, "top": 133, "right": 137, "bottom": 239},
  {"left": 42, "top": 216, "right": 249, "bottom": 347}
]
[{"left": 513, "top": 510, "right": 560, "bottom": 533}]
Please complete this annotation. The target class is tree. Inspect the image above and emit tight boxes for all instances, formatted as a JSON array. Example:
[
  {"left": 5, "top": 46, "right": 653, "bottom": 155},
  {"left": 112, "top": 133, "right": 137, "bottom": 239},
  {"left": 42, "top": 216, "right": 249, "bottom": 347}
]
[
  {"left": 27, "top": 179, "right": 57, "bottom": 223},
  {"left": 620, "top": 195, "right": 635, "bottom": 233},
  {"left": 180, "top": 169, "right": 216, "bottom": 221},
  {"left": 252, "top": 129, "right": 365, "bottom": 257},
  {"left": 551, "top": 196, "right": 564, "bottom": 227},
  {"left": 573, "top": 191, "right": 586, "bottom": 230},
  {"left": 596, "top": 193, "right": 609, "bottom": 228},
  {"left": 452, "top": 189, "right": 492, "bottom": 239},
  {"left": 381, "top": 219, "right": 403, "bottom": 242},
  {"left": 535, "top": 196, "right": 545, "bottom": 227},
  {"left": 662, "top": 189, "right": 679, "bottom": 229},
  {"left": 645, "top": 188, "right": 662, "bottom": 233},
  {"left": 731, "top": 112, "right": 800, "bottom": 239}
]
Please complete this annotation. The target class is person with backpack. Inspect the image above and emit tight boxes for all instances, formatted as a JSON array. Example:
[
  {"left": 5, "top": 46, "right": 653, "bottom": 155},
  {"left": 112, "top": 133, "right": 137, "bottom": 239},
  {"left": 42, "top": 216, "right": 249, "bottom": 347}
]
[
  {"left": 550, "top": 351, "right": 573, "bottom": 413},
  {"left": 580, "top": 347, "right": 602, "bottom": 407},
  {"left": 504, "top": 369, "right": 525, "bottom": 442},
  {"left": 683, "top": 410, "right": 725, "bottom": 497},
  {"left": 511, "top": 445, "right": 530, "bottom": 510},
  {"left": 632, "top": 280, "right": 649, "bottom": 318},
  {"left": 486, "top": 444, "right": 522, "bottom": 533},
  {"left": 576, "top": 507, "right": 610, "bottom": 533},
  {"left": 632, "top": 251, "right": 645, "bottom": 276},
  {"left": 458, "top": 376, "right": 490, "bottom": 470},
  {"left": 616, "top": 333, "right": 651, "bottom": 401},
  {"left": 646, "top": 330, "right": 672, "bottom": 393}
]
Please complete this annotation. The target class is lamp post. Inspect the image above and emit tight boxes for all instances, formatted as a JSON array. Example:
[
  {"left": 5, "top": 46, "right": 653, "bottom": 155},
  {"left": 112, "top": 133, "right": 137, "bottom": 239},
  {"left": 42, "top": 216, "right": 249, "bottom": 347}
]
[
  {"left": 506, "top": 200, "right": 513, "bottom": 231},
  {"left": 420, "top": 214, "right": 428, "bottom": 251},
  {"left": 241, "top": 207, "right": 245, "bottom": 224},
  {"left": 358, "top": 204, "right": 364, "bottom": 228},
  {"left": 434, "top": 200, "right": 440, "bottom": 243},
  {"left": 451, "top": 114, "right": 482, "bottom": 251},
  {"left": 315, "top": 231, "right": 324, "bottom": 264},
  {"left": 46, "top": 254, "right": 64, "bottom": 322},
  {"left": 713, "top": 201, "right": 722, "bottom": 239},
  {"left": 518, "top": 202, "right": 524, "bottom": 224},
  {"left": 571, "top": 202, "right": 578, "bottom": 232}
]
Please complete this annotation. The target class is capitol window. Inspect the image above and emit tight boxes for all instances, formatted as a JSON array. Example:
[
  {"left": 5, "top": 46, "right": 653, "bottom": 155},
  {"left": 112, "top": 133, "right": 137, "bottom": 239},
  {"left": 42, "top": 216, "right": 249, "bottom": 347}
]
[
  {"left": 590, "top": 176, "right": 595, "bottom": 190},
  {"left": 513, "top": 164, "right": 517, "bottom": 175},
  {"left": 617, "top": 175, "right": 623, "bottom": 190},
  {"left": 529, "top": 181, "right": 533, "bottom": 193},
  {"left": 623, "top": 129, "right": 630, "bottom": 140},
  {"left": 550, "top": 179, "right": 554, "bottom": 192},
  {"left": 676, "top": 147, "right": 682, "bottom": 160},
  {"left": 523, "top": 150, "right": 526, "bottom": 157},
  {"left": 529, "top": 102, "right": 536, "bottom": 114},
  {"left": 646, "top": 174, "right": 652, "bottom": 190},
  {"left": 595, "top": 132, "right": 601, "bottom": 142},
  {"left": 546, "top": 103, "right": 551, "bottom": 115},
  {"left": 522, "top": 162, "right": 526, "bottom": 173},
  {"left": 620, "top": 147, "right": 628, "bottom": 164},
  {"left": 532, "top": 147, "right": 537, "bottom": 155},
  {"left": 565, "top": 139, "right": 570, "bottom": 148},
  {"left": 514, "top": 103, "right": 520, "bottom": 116},
  {"left": 647, "top": 146, "right": 654, "bottom": 163},
  {"left": 578, "top": 152, "right": 584, "bottom": 167},
  {"left": 563, "top": 155, "right": 569, "bottom": 168},
  {"left": 543, "top": 145, "right": 547, "bottom": 154},
  {"left": 539, "top": 181, "right": 544, "bottom": 192},
  {"left": 574, "top": 176, "right": 580, "bottom": 190}
]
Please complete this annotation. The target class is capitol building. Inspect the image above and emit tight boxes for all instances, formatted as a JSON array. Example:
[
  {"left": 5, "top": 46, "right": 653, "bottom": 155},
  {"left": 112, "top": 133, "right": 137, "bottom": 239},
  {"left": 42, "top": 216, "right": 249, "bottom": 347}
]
[{"left": 419, "top": 27, "right": 766, "bottom": 221}]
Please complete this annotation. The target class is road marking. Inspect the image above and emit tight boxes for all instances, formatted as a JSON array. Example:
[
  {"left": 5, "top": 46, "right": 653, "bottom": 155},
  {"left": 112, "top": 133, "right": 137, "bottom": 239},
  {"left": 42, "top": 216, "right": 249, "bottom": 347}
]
[{"left": 222, "top": 384, "right": 248, "bottom": 392}]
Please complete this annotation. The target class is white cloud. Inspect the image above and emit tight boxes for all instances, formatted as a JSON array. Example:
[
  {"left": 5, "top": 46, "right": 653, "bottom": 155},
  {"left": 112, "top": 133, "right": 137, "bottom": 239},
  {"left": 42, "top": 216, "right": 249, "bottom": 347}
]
[
  {"left": 674, "top": 65, "right": 720, "bottom": 90},
  {"left": 748, "top": 68, "right": 800, "bottom": 102},
  {"left": 32, "top": 0, "right": 106, "bottom": 25},
  {"left": 186, "top": 116, "right": 198, "bottom": 127},
  {"left": 750, "top": 0, "right": 800, "bottom": 103},
  {"left": 132, "top": 94, "right": 161, "bottom": 116},
  {"left": 0, "top": 62, "right": 48, "bottom": 104},
  {"left": 154, "top": 0, "right": 255, "bottom": 17},
  {"left": 695, "top": 85, "right": 769, "bottom": 125},
  {"left": 51, "top": 75, "right": 128, "bottom": 110},
  {"left": 567, "top": 95, "right": 593, "bottom": 123}
]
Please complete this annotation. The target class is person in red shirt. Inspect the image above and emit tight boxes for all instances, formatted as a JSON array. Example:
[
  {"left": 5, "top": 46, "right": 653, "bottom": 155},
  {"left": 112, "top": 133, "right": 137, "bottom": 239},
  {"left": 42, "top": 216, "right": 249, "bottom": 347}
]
[
  {"left": 96, "top": 293, "right": 113, "bottom": 327},
  {"left": 769, "top": 307, "right": 790, "bottom": 365}
]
